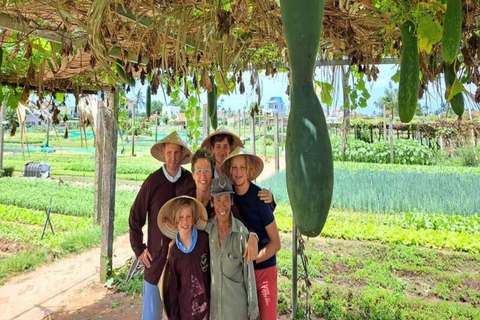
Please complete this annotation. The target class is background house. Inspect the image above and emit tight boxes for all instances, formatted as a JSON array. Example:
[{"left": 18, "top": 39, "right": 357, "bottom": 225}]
[{"left": 262, "top": 96, "right": 286, "bottom": 116}]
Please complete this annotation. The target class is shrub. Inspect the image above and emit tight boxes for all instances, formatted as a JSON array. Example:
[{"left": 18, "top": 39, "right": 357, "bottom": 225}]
[
  {"left": 331, "top": 138, "right": 436, "bottom": 165},
  {"left": 459, "top": 143, "right": 479, "bottom": 167},
  {"left": 0, "top": 166, "right": 14, "bottom": 177}
]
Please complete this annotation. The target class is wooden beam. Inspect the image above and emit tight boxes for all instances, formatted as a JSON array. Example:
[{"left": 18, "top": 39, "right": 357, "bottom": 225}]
[
  {"left": 0, "top": 12, "right": 85, "bottom": 46},
  {"left": 1, "top": 79, "right": 100, "bottom": 94}
]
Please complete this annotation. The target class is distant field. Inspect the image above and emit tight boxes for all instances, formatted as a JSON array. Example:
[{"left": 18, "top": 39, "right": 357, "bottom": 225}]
[{"left": 263, "top": 167, "right": 480, "bottom": 216}]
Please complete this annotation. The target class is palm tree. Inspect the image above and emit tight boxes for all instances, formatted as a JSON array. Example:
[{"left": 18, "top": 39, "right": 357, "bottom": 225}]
[{"left": 130, "top": 88, "right": 146, "bottom": 156}]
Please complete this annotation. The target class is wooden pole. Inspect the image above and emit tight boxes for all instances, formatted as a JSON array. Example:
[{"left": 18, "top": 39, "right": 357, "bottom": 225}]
[
  {"left": 237, "top": 110, "right": 241, "bottom": 138},
  {"left": 100, "top": 89, "right": 119, "bottom": 283},
  {"left": 274, "top": 109, "right": 279, "bottom": 172},
  {"left": 0, "top": 100, "right": 5, "bottom": 171},
  {"left": 390, "top": 107, "right": 394, "bottom": 164},
  {"left": 281, "top": 116, "right": 284, "bottom": 151},
  {"left": 155, "top": 111, "right": 158, "bottom": 143},
  {"left": 292, "top": 222, "right": 298, "bottom": 318},
  {"left": 243, "top": 109, "right": 246, "bottom": 139},
  {"left": 383, "top": 105, "right": 387, "bottom": 141},
  {"left": 131, "top": 103, "right": 135, "bottom": 156},
  {"left": 341, "top": 67, "right": 349, "bottom": 161},
  {"left": 94, "top": 99, "right": 105, "bottom": 225},
  {"left": 263, "top": 112, "right": 267, "bottom": 158},
  {"left": 250, "top": 113, "right": 256, "bottom": 154},
  {"left": 203, "top": 105, "right": 210, "bottom": 139}
]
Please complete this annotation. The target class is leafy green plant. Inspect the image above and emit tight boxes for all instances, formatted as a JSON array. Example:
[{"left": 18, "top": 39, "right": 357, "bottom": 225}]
[
  {"left": 0, "top": 166, "right": 14, "bottom": 177},
  {"left": 459, "top": 143, "right": 479, "bottom": 167}
]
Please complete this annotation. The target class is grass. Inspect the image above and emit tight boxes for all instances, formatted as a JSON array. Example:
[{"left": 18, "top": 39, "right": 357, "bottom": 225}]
[{"left": 263, "top": 168, "right": 480, "bottom": 216}]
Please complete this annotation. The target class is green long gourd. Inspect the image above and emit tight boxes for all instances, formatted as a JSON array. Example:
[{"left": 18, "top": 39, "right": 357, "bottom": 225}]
[
  {"left": 442, "top": 0, "right": 462, "bottom": 65},
  {"left": 146, "top": 85, "right": 152, "bottom": 118},
  {"left": 207, "top": 75, "right": 217, "bottom": 118},
  {"left": 444, "top": 64, "right": 464, "bottom": 118},
  {"left": 398, "top": 21, "right": 420, "bottom": 123},
  {"left": 280, "top": 0, "right": 333, "bottom": 237}
]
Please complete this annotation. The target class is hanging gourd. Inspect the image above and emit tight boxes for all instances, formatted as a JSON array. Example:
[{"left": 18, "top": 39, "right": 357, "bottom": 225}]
[
  {"left": 398, "top": 21, "right": 420, "bottom": 123},
  {"left": 280, "top": 0, "right": 333, "bottom": 237},
  {"left": 146, "top": 85, "right": 152, "bottom": 118},
  {"left": 444, "top": 63, "right": 464, "bottom": 118},
  {"left": 442, "top": 0, "right": 462, "bottom": 65}
]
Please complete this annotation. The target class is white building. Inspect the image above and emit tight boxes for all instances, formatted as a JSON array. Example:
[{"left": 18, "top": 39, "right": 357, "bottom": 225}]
[{"left": 163, "top": 105, "right": 181, "bottom": 118}]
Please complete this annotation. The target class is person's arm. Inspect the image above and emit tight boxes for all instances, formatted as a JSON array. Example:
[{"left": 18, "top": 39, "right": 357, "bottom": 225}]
[
  {"left": 255, "top": 220, "right": 281, "bottom": 263},
  {"left": 242, "top": 231, "right": 259, "bottom": 320}
]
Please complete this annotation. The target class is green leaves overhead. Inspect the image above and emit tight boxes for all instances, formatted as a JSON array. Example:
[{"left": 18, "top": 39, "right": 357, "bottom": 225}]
[
  {"left": 314, "top": 81, "right": 334, "bottom": 107},
  {"left": 446, "top": 77, "right": 467, "bottom": 102}
]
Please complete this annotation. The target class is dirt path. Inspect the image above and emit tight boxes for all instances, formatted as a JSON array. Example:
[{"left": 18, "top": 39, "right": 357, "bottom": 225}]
[
  {"left": 0, "top": 156, "right": 285, "bottom": 320},
  {"left": 0, "top": 235, "right": 133, "bottom": 320}
]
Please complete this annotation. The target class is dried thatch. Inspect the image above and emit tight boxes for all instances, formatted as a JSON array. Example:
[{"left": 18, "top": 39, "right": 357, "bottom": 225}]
[{"left": 0, "top": 0, "right": 479, "bottom": 95}]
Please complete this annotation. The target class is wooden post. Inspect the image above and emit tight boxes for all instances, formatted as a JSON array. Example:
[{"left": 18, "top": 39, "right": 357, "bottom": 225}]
[
  {"left": 155, "top": 111, "right": 158, "bottom": 143},
  {"left": 292, "top": 222, "right": 298, "bottom": 318},
  {"left": 250, "top": 112, "right": 256, "bottom": 154},
  {"left": 243, "top": 109, "right": 246, "bottom": 139},
  {"left": 263, "top": 112, "right": 267, "bottom": 158},
  {"left": 94, "top": 99, "right": 105, "bottom": 225},
  {"left": 131, "top": 103, "right": 135, "bottom": 156},
  {"left": 281, "top": 117, "right": 284, "bottom": 151},
  {"left": 0, "top": 100, "right": 5, "bottom": 171},
  {"left": 341, "top": 67, "right": 349, "bottom": 161},
  {"left": 237, "top": 110, "right": 241, "bottom": 138},
  {"left": 274, "top": 109, "right": 279, "bottom": 172},
  {"left": 203, "top": 105, "right": 210, "bottom": 139},
  {"left": 100, "top": 89, "right": 119, "bottom": 283},
  {"left": 383, "top": 104, "right": 387, "bottom": 141},
  {"left": 390, "top": 107, "right": 394, "bottom": 164}
]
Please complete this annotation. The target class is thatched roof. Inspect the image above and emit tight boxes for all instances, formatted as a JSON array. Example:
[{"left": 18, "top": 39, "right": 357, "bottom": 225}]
[{"left": 0, "top": 0, "right": 479, "bottom": 97}]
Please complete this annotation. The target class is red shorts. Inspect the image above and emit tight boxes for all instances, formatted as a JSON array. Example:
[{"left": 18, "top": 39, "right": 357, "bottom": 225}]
[{"left": 254, "top": 265, "right": 277, "bottom": 320}]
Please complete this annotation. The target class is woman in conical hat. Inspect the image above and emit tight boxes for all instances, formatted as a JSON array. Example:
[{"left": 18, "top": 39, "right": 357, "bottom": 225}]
[{"left": 220, "top": 147, "right": 281, "bottom": 320}]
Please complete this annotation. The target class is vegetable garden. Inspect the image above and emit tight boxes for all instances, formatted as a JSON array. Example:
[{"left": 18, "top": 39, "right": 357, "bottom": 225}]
[{"left": 1, "top": 0, "right": 480, "bottom": 319}]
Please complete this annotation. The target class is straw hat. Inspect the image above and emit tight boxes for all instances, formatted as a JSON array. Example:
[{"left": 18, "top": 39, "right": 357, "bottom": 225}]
[
  {"left": 220, "top": 147, "right": 264, "bottom": 181},
  {"left": 150, "top": 131, "right": 192, "bottom": 164},
  {"left": 157, "top": 196, "right": 208, "bottom": 239},
  {"left": 200, "top": 128, "right": 244, "bottom": 151}
]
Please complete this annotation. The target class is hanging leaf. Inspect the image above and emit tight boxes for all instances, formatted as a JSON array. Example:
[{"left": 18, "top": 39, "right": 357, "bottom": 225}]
[
  {"left": 446, "top": 77, "right": 467, "bottom": 101},
  {"left": 314, "top": 81, "right": 334, "bottom": 106},
  {"left": 417, "top": 16, "right": 442, "bottom": 54},
  {"left": 56, "top": 93, "right": 65, "bottom": 103}
]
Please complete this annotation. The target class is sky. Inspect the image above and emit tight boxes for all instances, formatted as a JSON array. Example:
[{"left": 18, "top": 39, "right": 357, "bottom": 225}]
[{"left": 61, "top": 63, "right": 477, "bottom": 117}]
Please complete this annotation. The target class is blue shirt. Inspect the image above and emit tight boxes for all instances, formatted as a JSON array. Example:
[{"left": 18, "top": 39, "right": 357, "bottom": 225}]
[{"left": 234, "top": 183, "right": 276, "bottom": 270}]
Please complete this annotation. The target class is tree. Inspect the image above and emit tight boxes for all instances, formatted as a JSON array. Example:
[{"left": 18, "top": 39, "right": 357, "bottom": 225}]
[
  {"left": 131, "top": 88, "right": 146, "bottom": 115},
  {"left": 151, "top": 100, "right": 163, "bottom": 115},
  {"left": 374, "top": 83, "right": 398, "bottom": 116},
  {"left": 168, "top": 97, "right": 187, "bottom": 113}
]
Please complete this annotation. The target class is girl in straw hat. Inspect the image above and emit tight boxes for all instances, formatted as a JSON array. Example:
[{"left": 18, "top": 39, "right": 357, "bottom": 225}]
[
  {"left": 158, "top": 196, "right": 210, "bottom": 320},
  {"left": 221, "top": 147, "right": 281, "bottom": 320}
]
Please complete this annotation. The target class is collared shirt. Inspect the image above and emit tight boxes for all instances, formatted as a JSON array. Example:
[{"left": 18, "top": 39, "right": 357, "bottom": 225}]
[
  {"left": 205, "top": 214, "right": 258, "bottom": 320},
  {"left": 162, "top": 165, "right": 182, "bottom": 183},
  {"left": 176, "top": 227, "right": 198, "bottom": 254}
]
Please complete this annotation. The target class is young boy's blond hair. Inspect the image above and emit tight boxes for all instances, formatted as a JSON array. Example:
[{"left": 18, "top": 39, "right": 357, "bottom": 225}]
[
  {"left": 172, "top": 198, "right": 198, "bottom": 226},
  {"left": 223, "top": 155, "right": 256, "bottom": 180}
]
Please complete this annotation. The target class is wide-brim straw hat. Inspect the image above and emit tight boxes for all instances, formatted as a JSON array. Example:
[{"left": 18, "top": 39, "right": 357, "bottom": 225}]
[
  {"left": 220, "top": 147, "right": 264, "bottom": 181},
  {"left": 150, "top": 131, "right": 192, "bottom": 164},
  {"left": 157, "top": 196, "right": 208, "bottom": 239},
  {"left": 200, "top": 128, "right": 244, "bottom": 151}
]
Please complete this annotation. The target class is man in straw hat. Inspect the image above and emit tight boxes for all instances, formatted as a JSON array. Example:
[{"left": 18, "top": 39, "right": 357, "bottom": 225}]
[
  {"left": 205, "top": 176, "right": 259, "bottom": 320},
  {"left": 200, "top": 128, "right": 275, "bottom": 207},
  {"left": 157, "top": 196, "right": 210, "bottom": 320},
  {"left": 129, "top": 131, "right": 193, "bottom": 320},
  {"left": 220, "top": 147, "right": 281, "bottom": 320}
]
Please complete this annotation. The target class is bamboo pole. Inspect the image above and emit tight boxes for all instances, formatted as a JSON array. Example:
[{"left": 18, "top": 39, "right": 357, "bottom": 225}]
[{"left": 0, "top": 100, "right": 5, "bottom": 171}]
